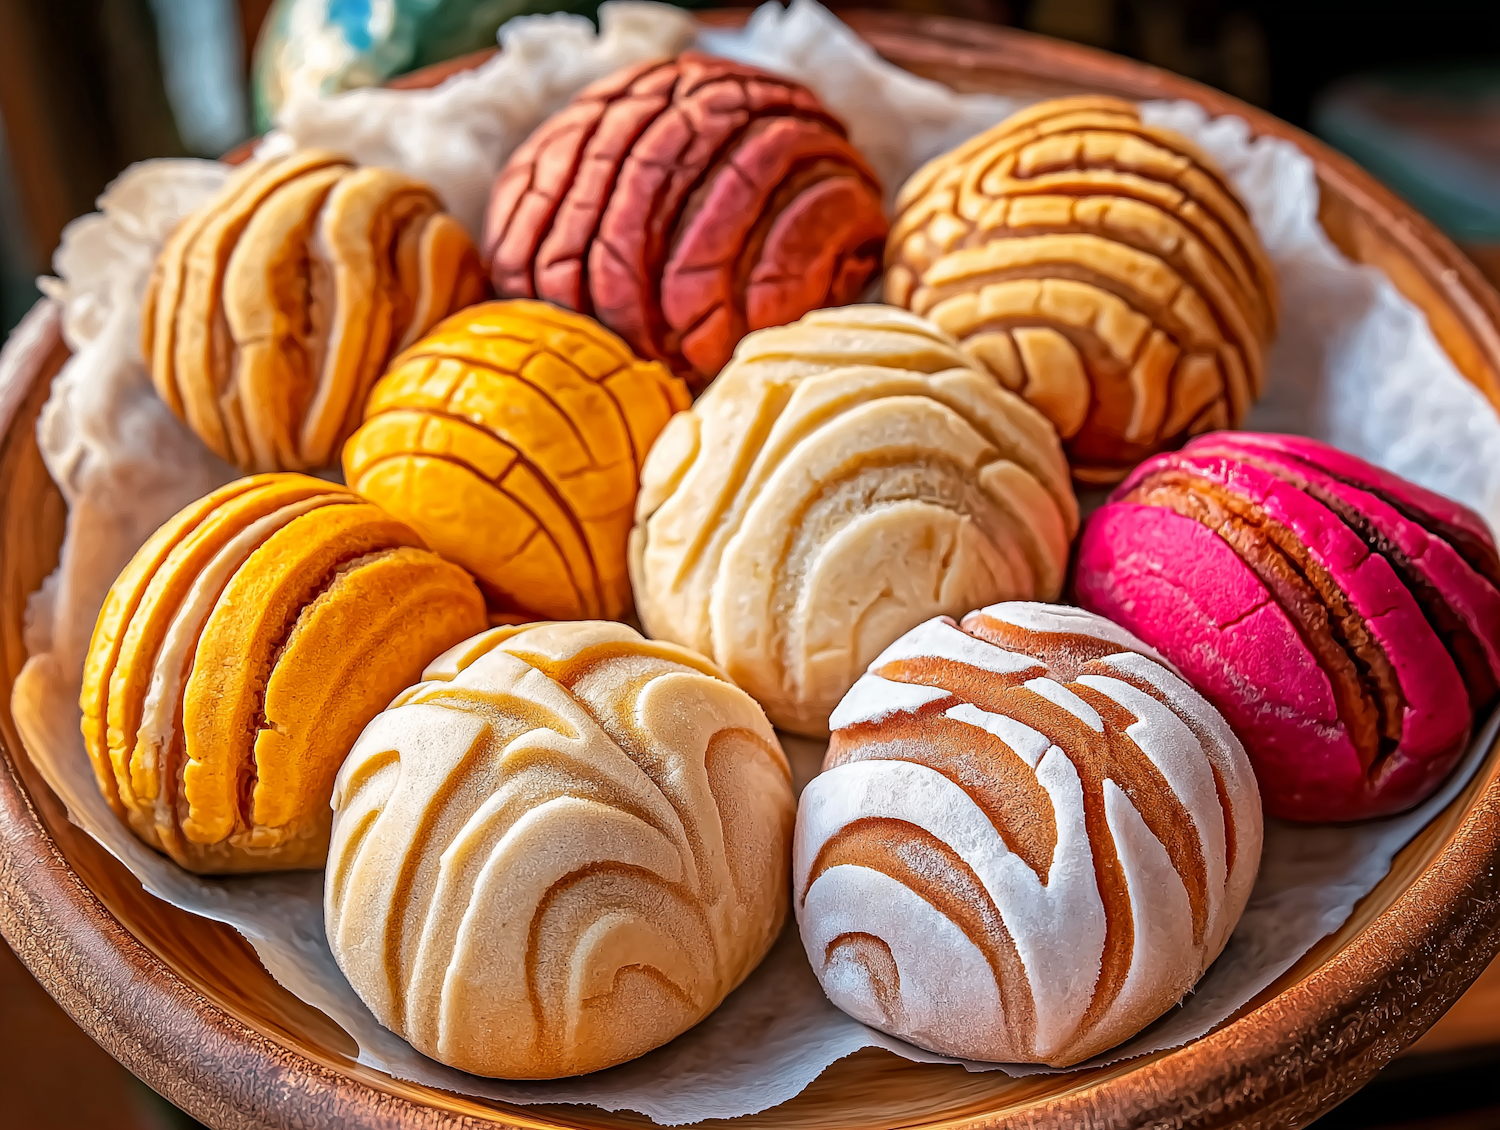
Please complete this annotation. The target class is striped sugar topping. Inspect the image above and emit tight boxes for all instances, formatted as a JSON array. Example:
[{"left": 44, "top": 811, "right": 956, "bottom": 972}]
[{"left": 795, "top": 601, "right": 1262, "bottom": 1066}]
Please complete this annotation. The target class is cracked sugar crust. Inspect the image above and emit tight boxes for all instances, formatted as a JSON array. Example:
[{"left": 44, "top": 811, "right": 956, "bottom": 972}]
[
  {"left": 886, "top": 96, "right": 1275, "bottom": 482},
  {"left": 483, "top": 52, "right": 887, "bottom": 390},
  {"left": 143, "top": 153, "right": 488, "bottom": 473},
  {"left": 797, "top": 601, "right": 1260, "bottom": 1065},
  {"left": 631, "top": 309, "right": 1078, "bottom": 737},
  {"left": 345, "top": 300, "right": 691, "bottom": 622}
]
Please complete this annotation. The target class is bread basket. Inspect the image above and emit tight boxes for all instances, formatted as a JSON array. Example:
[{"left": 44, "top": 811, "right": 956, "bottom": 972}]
[{"left": 4, "top": 11, "right": 1500, "bottom": 1128}]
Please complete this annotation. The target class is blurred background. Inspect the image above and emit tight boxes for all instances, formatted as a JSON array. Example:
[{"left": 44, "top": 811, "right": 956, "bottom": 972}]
[
  {"left": 7, "top": 0, "right": 1500, "bottom": 337},
  {"left": 4, "top": 0, "right": 1500, "bottom": 1126}
]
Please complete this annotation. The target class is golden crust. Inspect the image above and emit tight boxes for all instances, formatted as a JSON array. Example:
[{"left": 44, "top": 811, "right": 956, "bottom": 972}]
[
  {"left": 78, "top": 473, "right": 487, "bottom": 873},
  {"left": 143, "top": 154, "right": 489, "bottom": 474},
  {"left": 887, "top": 98, "right": 1276, "bottom": 482},
  {"left": 343, "top": 299, "right": 692, "bottom": 622}
]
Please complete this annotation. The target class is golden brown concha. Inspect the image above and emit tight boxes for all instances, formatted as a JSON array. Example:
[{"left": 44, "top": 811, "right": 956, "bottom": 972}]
[
  {"left": 143, "top": 151, "right": 490, "bottom": 473},
  {"left": 631, "top": 305, "right": 1078, "bottom": 737},
  {"left": 886, "top": 97, "right": 1277, "bottom": 483},
  {"left": 326, "top": 620, "right": 795, "bottom": 1078},
  {"left": 79, "top": 474, "right": 487, "bottom": 873},
  {"left": 343, "top": 300, "right": 691, "bottom": 621}
]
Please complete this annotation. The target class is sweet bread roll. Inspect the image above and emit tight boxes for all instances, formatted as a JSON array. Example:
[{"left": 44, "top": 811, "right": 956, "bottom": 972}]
[
  {"left": 886, "top": 97, "right": 1276, "bottom": 483},
  {"left": 631, "top": 305, "right": 1078, "bottom": 736},
  {"left": 1077, "top": 432, "right": 1500, "bottom": 820},
  {"left": 144, "top": 151, "right": 489, "bottom": 473},
  {"left": 482, "top": 52, "right": 887, "bottom": 391},
  {"left": 796, "top": 602, "right": 1261, "bottom": 1065},
  {"left": 79, "top": 474, "right": 487, "bottom": 873},
  {"left": 326, "top": 620, "right": 794, "bottom": 1078},
  {"left": 343, "top": 300, "right": 691, "bottom": 620}
]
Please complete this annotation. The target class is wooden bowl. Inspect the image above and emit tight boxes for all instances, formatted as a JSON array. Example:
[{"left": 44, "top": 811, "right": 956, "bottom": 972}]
[{"left": 6, "top": 12, "right": 1500, "bottom": 1129}]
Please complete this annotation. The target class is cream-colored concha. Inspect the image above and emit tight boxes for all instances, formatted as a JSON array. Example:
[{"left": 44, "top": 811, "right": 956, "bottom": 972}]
[
  {"left": 796, "top": 602, "right": 1262, "bottom": 1066},
  {"left": 630, "top": 305, "right": 1079, "bottom": 737},
  {"left": 325, "top": 620, "right": 795, "bottom": 1079}
]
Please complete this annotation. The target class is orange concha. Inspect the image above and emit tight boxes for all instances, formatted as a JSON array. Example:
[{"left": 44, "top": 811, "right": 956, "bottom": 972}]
[
  {"left": 78, "top": 474, "right": 487, "bottom": 874},
  {"left": 343, "top": 300, "right": 691, "bottom": 621}
]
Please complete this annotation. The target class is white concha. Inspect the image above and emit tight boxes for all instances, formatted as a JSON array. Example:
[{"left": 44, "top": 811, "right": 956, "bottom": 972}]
[
  {"left": 795, "top": 601, "right": 1262, "bottom": 1066},
  {"left": 630, "top": 305, "right": 1078, "bottom": 738},
  {"left": 325, "top": 620, "right": 795, "bottom": 1079}
]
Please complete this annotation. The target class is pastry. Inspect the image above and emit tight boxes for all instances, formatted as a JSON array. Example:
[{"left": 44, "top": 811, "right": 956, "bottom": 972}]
[
  {"left": 796, "top": 602, "right": 1261, "bottom": 1065},
  {"left": 326, "top": 620, "right": 794, "bottom": 1078},
  {"left": 143, "top": 151, "right": 489, "bottom": 473},
  {"left": 1075, "top": 432, "right": 1500, "bottom": 820},
  {"left": 79, "top": 474, "right": 487, "bottom": 873},
  {"left": 886, "top": 97, "right": 1277, "bottom": 483},
  {"left": 631, "top": 305, "right": 1078, "bottom": 736},
  {"left": 482, "top": 52, "right": 888, "bottom": 392},
  {"left": 343, "top": 300, "right": 691, "bottom": 620}
]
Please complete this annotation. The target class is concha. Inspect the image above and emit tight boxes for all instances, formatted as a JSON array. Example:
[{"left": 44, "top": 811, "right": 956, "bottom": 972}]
[
  {"left": 143, "top": 150, "right": 488, "bottom": 472},
  {"left": 796, "top": 602, "right": 1262, "bottom": 1065},
  {"left": 631, "top": 305, "right": 1078, "bottom": 736},
  {"left": 326, "top": 620, "right": 795, "bottom": 1078},
  {"left": 887, "top": 97, "right": 1276, "bottom": 483},
  {"left": 80, "top": 473, "right": 487, "bottom": 873},
  {"left": 344, "top": 300, "right": 691, "bottom": 621},
  {"left": 482, "top": 52, "right": 888, "bottom": 391}
]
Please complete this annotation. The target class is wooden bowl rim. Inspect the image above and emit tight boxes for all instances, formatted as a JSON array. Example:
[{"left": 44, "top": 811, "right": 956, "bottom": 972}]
[{"left": 5, "top": 11, "right": 1500, "bottom": 1130}]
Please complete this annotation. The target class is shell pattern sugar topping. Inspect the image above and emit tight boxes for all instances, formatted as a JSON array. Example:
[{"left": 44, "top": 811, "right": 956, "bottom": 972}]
[
  {"left": 887, "top": 97, "right": 1277, "bottom": 483},
  {"left": 344, "top": 300, "right": 691, "bottom": 621},
  {"left": 796, "top": 602, "right": 1262, "bottom": 1066},
  {"left": 79, "top": 474, "right": 486, "bottom": 873},
  {"left": 631, "top": 305, "right": 1079, "bottom": 737},
  {"left": 1077, "top": 431, "right": 1500, "bottom": 820},
  {"left": 144, "top": 150, "right": 489, "bottom": 472},
  {"left": 483, "top": 51, "right": 888, "bottom": 391},
  {"left": 326, "top": 620, "right": 795, "bottom": 1079}
]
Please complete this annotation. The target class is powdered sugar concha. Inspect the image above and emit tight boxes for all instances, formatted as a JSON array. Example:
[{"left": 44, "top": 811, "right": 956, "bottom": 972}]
[{"left": 795, "top": 601, "right": 1262, "bottom": 1066}]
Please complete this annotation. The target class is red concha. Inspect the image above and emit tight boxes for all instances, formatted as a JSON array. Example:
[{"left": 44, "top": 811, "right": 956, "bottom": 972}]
[
  {"left": 1076, "top": 433, "right": 1497, "bottom": 821},
  {"left": 481, "top": 52, "right": 888, "bottom": 392}
]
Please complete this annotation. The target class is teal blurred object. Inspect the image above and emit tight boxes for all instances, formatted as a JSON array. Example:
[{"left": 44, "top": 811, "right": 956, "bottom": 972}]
[
  {"left": 253, "top": 0, "right": 729, "bottom": 131},
  {"left": 254, "top": 0, "right": 598, "bottom": 130},
  {"left": 1313, "top": 67, "right": 1500, "bottom": 244}
]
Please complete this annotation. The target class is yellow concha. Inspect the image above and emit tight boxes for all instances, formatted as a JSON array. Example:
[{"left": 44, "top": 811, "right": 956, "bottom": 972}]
[
  {"left": 630, "top": 305, "right": 1079, "bottom": 737},
  {"left": 79, "top": 473, "right": 487, "bottom": 874},
  {"left": 343, "top": 299, "right": 692, "bottom": 622},
  {"left": 326, "top": 620, "right": 794, "bottom": 1078},
  {"left": 886, "top": 96, "right": 1277, "bottom": 484},
  {"left": 143, "top": 151, "right": 489, "bottom": 473}
]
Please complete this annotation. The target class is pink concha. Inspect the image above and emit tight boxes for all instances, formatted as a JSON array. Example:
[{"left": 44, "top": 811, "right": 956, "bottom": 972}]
[
  {"left": 1187, "top": 433, "right": 1500, "bottom": 701},
  {"left": 1188, "top": 432, "right": 1500, "bottom": 585},
  {"left": 1166, "top": 448, "right": 1469, "bottom": 772},
  {"left": 1075, "top": 502, "right": 1378, "bottom": 820}
]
